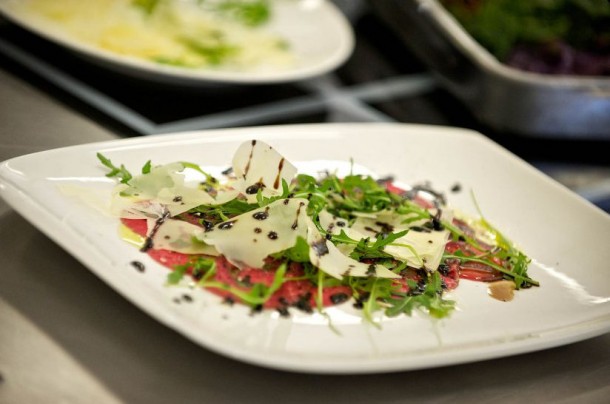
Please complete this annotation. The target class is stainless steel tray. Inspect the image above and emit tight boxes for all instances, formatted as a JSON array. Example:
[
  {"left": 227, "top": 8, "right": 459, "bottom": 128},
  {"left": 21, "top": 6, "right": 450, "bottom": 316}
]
[{"left": 371, "top": 0, "right": 610, "bottom": 139}]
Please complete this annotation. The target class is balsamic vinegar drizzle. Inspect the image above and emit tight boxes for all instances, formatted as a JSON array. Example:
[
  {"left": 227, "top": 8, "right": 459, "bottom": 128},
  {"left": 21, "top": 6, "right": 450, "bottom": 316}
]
[
  {"left": 273, "top": 157, "right": 285, "bottom": 189},
  {"left": 130, "top": 261, "right": 146, "bottom": 272},
  {"left": 311, "top": 238, "right": 329, "bottom": 257},
  {"left": 140, "top": 211, "right": 170, "bottom": 252},
  {"left": 243, "top": 139, "right": 256, "bottom": 178}
]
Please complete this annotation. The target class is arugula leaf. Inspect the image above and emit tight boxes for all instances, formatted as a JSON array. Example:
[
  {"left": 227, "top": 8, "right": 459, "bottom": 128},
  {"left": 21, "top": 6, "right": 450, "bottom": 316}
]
[
  {"left": 179, "top": 161, "right": 218, "bottom": 187},
  {"left": 167, "top": 256, "right": 216, "bottom": 285},
  {"left": 167, "top": 265, "right": 188, "bottom": 285},
  {"left": 189, "top": 198, "right": 256, "bottom": 225},
  {"left": 97, "top": 153, "right": 133, "bottom": 184},
  {"left": 142, "top": 160, "right": 152, "bottom": 174},
  {"left": 385, "top": 272, "right": 455, "bottom": 319},
  {"left": 278, "top": 236, "right": 310, "bottom": 263},
  {"left": 200, "top": 262, "right": 287, "bottom": 306},
  {"left": 469, "top": 191, "right": 535, "bottom": 289}
]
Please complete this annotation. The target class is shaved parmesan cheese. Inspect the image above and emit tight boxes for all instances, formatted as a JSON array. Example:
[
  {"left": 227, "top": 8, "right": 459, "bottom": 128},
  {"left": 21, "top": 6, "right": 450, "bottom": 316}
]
[
  {"left": 232, "top": 140, "right": 297, "bottom": 203},
  {"left": 384, "top": 230, "right": 450, "bottom": 270},
  {"left": 306, "top": 221, "right": 399, "bottom": 280},
  {"left": 195, "top": 200, "right": 400, "bottom": 279},
  {"left": 111, "top": 198, "right": 168, "bottom": 220},
  {"left": 318, "top": 210, "right": 350, "bottom": 235},
  {"left": 110, "top": 163, "right": 238, "bottom": 218},
  {"left": 350, "top": 210, "right": 422, "bottom": 235},
  {"left": 350, "top": 211, "right": 450, "bottom": 270},
  {"left": 197, "top": 198, "right": 309, "bottom": 268},
  {"left": 151, "top": 218, "right": 218, "bottom": 255}
]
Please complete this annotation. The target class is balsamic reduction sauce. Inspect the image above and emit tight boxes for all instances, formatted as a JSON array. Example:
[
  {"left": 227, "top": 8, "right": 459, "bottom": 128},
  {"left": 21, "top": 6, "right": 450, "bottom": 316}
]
[
  {"left": 273, "top": 158, "right": 285, "bottom": 190},
  {"left": 252, "top": 206, "right": 270, "bottom": 221},
  {"left": 311, "top": 239, "right": 329, "bottom": 257},
  {"left": 130, "top": 261, "right": 145, "bottom": 272},
  {"left": 219, "top": 220, "right": 237, "bottom": 230},
  {"left": 245, "top": 181, "right": 264, "bottom": 194},
  {"left": 243, "top": 140, "right": 257, "bottom": 178},
  {"left": 330, "top": 293, "right": 349, "bottom": 305},
  {"left": 140, "top": 211, "right": 170, "bottom": 252},
  {"left": 252, "top": 211, "right": 269, "bottom": 220}
]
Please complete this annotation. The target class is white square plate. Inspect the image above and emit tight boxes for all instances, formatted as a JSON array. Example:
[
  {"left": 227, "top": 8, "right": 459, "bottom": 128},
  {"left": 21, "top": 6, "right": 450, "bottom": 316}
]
[{"left": 1, "top": 123, "right": 609, "bottom": 373}]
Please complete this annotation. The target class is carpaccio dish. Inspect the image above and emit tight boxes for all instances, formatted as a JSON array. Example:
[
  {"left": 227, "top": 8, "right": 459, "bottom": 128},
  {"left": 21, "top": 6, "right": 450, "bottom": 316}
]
[{"left": 99, "top": 140, "right": 538, "bottom": 322}]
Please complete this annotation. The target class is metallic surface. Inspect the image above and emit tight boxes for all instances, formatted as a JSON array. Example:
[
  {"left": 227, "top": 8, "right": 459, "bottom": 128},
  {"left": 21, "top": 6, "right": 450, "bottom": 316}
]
[{"left": 371, "top": 0, "right": 610, "bottom": 139}]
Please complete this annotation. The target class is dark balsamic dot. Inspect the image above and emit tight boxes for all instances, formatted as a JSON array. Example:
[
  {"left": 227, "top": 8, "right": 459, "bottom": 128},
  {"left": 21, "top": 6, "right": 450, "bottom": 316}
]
[
  {"left": 432, "top": 217, "right": 444, "bottom": 231},
  {"left": 245, "top": 182, "right": 264, "bottom": 195},
  {"left": 353, "top": 293, "right": 369, "bottom": 309},
  {"left": 268, "top": 231, "right": 278, "bottom": 240},
  {"left": 336, "top": 221, "right": 346, "bottom": 227},
  {"left": 182, "top": 294, "right": 193, "bottom": 303},
  {"left": 252, "top": 211, "right": 269, "bottom": 220},
  {"left": 437, "top": 264, "right": 450, "bottom": 276},
  {"left": 173, "top": 196, "right": 183, "bottom": 202},
  {"left": 311, "top": 239, "right": 329, "bottom": 257},
  {"left": 295, "top": 293, "right": 313, "bottom": 313},
  {"left": 202, "top": 220, "right": 214, "bottom": 232},
  {"left": 325, "top": 233, "right": 333, "bottom": 240},
  {"left": 254, "top": 227, "right": 262, "bottom": 234},
  {"left": 140, "top": 237, "right": 153, "bottom": 252},
  {"left": 130, "top": 261, "right": 145, "bottom": 272},
  {"left": 330, "top": 293, "right": 349, "bottom": 305},
  {"left": 450, "top": 183, "right": 462, "bottom": 193},
  {"left": 219, "top": 220, "right": 237, "bottom": 230}
]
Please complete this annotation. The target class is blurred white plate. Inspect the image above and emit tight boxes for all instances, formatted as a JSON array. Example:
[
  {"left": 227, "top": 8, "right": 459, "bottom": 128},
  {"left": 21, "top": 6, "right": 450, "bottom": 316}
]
[
  {"left": 0, "top": 123, "right": 609, "bottom": 373},
  {"left": 0, "top": 0, "right": 354, "bottom": 85}
]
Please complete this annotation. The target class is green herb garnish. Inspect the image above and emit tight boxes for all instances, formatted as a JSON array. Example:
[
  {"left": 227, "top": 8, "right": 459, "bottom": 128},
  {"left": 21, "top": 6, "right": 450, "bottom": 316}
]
[{"left": 97, "top": 153, "right": 133, "bottom": 184}]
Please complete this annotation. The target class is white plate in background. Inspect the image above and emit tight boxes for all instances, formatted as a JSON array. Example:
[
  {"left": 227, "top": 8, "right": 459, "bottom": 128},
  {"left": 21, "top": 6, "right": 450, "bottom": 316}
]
[
  {"left": 0, "top": 0, "right": 354, "bottom": 85},
  {"left": 0, "top": 123, "right": 608, "bottom": 373}
]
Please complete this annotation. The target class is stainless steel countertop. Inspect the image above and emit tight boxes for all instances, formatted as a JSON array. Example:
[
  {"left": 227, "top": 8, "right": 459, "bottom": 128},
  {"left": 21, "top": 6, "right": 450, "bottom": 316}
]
[{"left": 1, "top": 68, "right": 609, "bottom": 404}]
